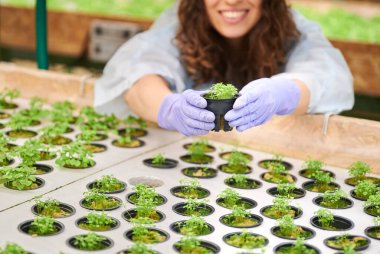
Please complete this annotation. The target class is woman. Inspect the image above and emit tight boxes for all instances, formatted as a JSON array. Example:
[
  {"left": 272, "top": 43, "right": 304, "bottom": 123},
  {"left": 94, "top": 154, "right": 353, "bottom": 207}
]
[{"left": 95, "top": 0, "right": 354, "bottom": 136}]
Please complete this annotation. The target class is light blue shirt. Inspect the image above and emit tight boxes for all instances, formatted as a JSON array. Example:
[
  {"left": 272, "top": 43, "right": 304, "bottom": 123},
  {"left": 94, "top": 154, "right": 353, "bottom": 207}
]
[{"left": 94, "top": 5, "right": 354, "bottom": 118}]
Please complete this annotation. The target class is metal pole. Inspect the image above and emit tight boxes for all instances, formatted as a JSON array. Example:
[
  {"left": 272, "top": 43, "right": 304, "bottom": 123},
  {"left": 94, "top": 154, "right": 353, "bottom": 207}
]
[{"left": 35, "top": 0, "right": 48, "bottom": 69}]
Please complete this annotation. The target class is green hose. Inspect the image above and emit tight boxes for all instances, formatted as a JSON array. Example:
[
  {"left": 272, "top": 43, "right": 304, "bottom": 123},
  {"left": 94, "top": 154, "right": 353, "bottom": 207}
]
[{"left": 35, "top": 0, "right": 48, "bottom": 69}]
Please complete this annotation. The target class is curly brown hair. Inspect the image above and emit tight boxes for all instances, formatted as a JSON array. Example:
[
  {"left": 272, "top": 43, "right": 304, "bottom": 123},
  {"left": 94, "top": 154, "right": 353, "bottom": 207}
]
[{"left": 175, "top": 0, "right": 300, "bottom": 89}]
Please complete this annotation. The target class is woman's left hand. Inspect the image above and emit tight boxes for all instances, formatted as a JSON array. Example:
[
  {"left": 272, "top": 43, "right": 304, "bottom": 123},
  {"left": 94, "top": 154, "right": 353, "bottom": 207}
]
[{"left": 224, "top": 78, "right": 301, "bottom": 132}]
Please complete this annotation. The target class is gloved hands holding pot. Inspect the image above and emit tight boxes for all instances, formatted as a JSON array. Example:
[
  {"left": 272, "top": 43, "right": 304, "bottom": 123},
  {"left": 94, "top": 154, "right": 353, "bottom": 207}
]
[{"left": 157, "top": 78, "right": 301, "bottom": 136}]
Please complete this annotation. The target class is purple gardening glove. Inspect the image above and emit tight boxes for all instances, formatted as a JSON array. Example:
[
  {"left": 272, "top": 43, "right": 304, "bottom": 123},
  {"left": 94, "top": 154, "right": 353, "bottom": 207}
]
[
  {"left": 225, "top": 78, "right": 301, "bottom": 132},
  {"left": 158, "top": 90, "right": 215, "bottom": 136}
]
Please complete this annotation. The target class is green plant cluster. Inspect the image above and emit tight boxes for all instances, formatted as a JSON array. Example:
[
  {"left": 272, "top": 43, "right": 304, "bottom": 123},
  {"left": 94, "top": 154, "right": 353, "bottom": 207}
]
[
  {"left": 0, "top": 242, "right": 28, "bottom": 254},
  {"left": 28, "top": 216, "right": 58, "bottom": 235},
  {"left": 56, "top": 141, "right": 95, "bottom": 168},
  {"left": 126, "top": 242, "right": 156, "bottom": 254},
  {"left": 0, "top": 165, "right": 36, "bottom": 190},
  {"left": 175, "top": 236, "right": 212, "bottom": 254},
  {"left": 0, "top": 88, "right": 20, "bottom": 108},
  {"left": 82, "top": 189, "right": 120, "bottom": 210},
  {"left": 178, "top": 216, "right": 210, "bottom": 236},
  {"left": 35, "top": 197, "right": 68, "bottom": 217},
  {"left": 74, "top": 233, "right": 107, "bottom": 250},
  {"left": 152, "top": 153, "right": 165, "bottom": 165},
  {"left": 204, "top": 82, "right": 238, "bottom": 100},
  {"left": 354, "top": 180, "right": 379, "bottom": 199},
  {"left": 315, "top": 208, "right": 335, "bottom": 229},
  {"left": 93, "top": 175, "right": 124, "bottom": 192}
]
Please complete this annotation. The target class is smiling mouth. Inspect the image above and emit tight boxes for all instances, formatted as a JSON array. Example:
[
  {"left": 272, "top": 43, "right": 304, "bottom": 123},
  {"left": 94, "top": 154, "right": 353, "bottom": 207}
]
[{"left": 219, "top": 10, "right": 248, "bottom": 23}]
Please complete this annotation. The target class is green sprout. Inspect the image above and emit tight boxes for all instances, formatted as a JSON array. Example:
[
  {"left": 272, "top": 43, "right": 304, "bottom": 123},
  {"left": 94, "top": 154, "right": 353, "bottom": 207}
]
[
  {"left": 321, "top": 190, "right": 348, "bottom": 208},
  {"left": 73, "top": 233, "right": 107, "bottom": 250},
  {"left": 0, "top": 133, "right": 15, "bottom": 166},
  {"left": 6, "top": 112, "right": 35, "bottom": 131},
  {"left": 127, "top": 242, "right": 155, "bottom": 254},
  {"left": 50, "top": 100, "right": 76, "bottom": 123},
  {"left": 39, "top": 122, "right": 70, "bottom": 145},
  {"left": 183, "top": 198, "right": 209, "bottom": 216},
  {"left": 132, "top": 184, "right": 162, "bottom": 205},
  {"left": 20, "top": 97, "right": 49, "bottom": 121},
  {"left": 0, "top": 88, "right": 20, "bottom": 107},
  {"left": 178, "top": 216, "right": 210, "bottom": 236},
  {"left": 354, "top": 180, "right": 379, "bottom": 199},
  {"left": 175, "top": 236, "right": 212, "bottom": 254},
  {"left": 28, "top": 216, "right": 58, "bottom": 235},
  {"left": 315, "top": 209, "right": 335, "bottom": 229},
  {"left": 224, "top": 206, "right": 256, "bottom": 227},
  {"left": 226, "top": 174, "right": 257, "bottom": 189},
  {"left": 16, "top": 139, "right": 42, "bottom": 166},
  {"left": 277, "top": 183, "right": 296, "bottom": 197},
  {"left": 93, "top": 175, "right": 124, "bottom": 193},
  {"left": 82, "top": 189, "right": 120, "bottom": 210},
  {"left": 287, "top": 237, "right": 316, "bottom": 254},
  {"left": 225, "top": 230, "right": 266, "bottom": 249},
  {"left": 217, "top": 188, "right": 241, "bottom": 208},
  {"left": 0, "top": 166, "right": 37, "bottom": 190},
  {"left": 34, "top": 197, "right": 69, "bottom": 218},
  {"left": 81, "top": 212, "right": 115, "bottom": 230},
  {"left": 364, "top": 192, "right": 380, "bottom": 215},
  {"left": 349, "top": 161, "right": 371, "bottom": 179},
  {"left": 204, "top": 82, "right": 238, "bottom": 99},
  {"left": 152, "top": 153, "right": 165, "bottom": 165},
  {"left": 303, "top": 159, "right": 324, "bottom": 172},
  {"left": 0, "top": 242, "right": 28, "bottom": 254},
  {"left": 55, "top": 141, "right": 95, "bottom": 168}
]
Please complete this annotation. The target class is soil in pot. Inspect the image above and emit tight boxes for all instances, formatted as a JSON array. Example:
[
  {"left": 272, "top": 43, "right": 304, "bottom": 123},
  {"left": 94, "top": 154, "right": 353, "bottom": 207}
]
[
  {"left": 112, "top": 138, "right": 145, "bottom": 148},
  {"left": 83, "top": 143, "right": 107, "bottom": 153},
  {"left": 67, "top": 233, "right": 113, "bottom": 251},
  {"left": 182, "top": 167, "right": 217, "bottom": 178},
  {"left": 80, "top": 196, "right": 122, "bottom": 211},
  {"left": 118, "top": 128, "right": 148, "bottom": 138},
  {"left": 261, "top": 205, "right": 302, "bottom": 220},
  {"left": 76, "top": 216, "right": 120, "bottom": 231},
  {"left": 173, "top": 202, "right": 214, "bottom": 217},
  {"left": 38, "top": 151, "right": 57, "bottom": 161},
  {"left": 127, "top": 192, "right": 167, "bottom": 206},
  {"left": 122, "top": 209, "right": 165, "bottom": 223},
  {"left": 32, "top": 164, "right": 53, "bottom": 175},
  {"left": 271, "top": 225, "right": 315, "bottom": 240},
  {"left": 324, "top": 235, "right": 370, "bottom": 251},
  {"left": 5, "top": 177, "right": 44, "bottom": 190},
  {"left": 40, "top": 135, "right": 72, "bottom": 145},
  {"left": 32, "top": 202, "right": 75, "bottom": 218},
  {"left": 219, "top": 151, "right": 253, "bottom": 161},
  {"left": 170, "top": 219, "right": 214, "bottom": 236},
  {"left": 0, "top": 123, "right": 4, "bottom": 129},
  {"left": 180, "top": 154, "right": 214, "bottom": 165},
  {"left": 267, "top": 187, "right": 306, "bottom": 199},
  {"left": 310, "top": 215, "right": 354, "bottom": 231},
  {"left": 220, "top": 213, "right": 263, "bottom": 228},
  {"left": 224, "top": 176, "right": 262, "bottom": 189},
  {"left": 365, "top": 226, "right": 380, "bottom": 240},
  {"left": 6, "top": 129, "right": 37, "bottom": 139},
  {"left": 218, "top": 164, "right": 251, "bottom": 174},
  {"left": 313, "top": 196, "right": 353, "bottom": 209},
  {"left": 170, "top": 186, "right": 210, "bottom": 199},
  {"left": 259, "top": 159, "right": 292, "bottom": 171},
  {"left": 261, "top": 172, "right": 296, "bottom": 184},
  {"left": 299, "top": 168, "right": 335, "bottom": 179},
  {"left": 174, "top": 239, "right": 220, "bottom": 254},
  {"left": 0, "top": 158, "right": 14, "bottom": 167},
  {"left": 302, "top": 181, "right": 340, "bottom": 193},
  {"left": 0, "top": 111, "right": 11, "bottom": 119},
  {"left": 183, "top": 143, "right": 215, "bottom": 153},
  {"left": 223, "top": 232, "right": 268, "bottom": 249},
  {"left": 274, "top": 242, "right": 320, "bottom": 254},
  {"left": 216, "top": 197, "right": 257, "bottom": 209},
  {"left": 87, "top": 177, "right": 126, "bottom": 194},
  {"left": 345, "top": 176, "right": 380, "bottom": 186},
  {"left": 364, "top": 205, "right": 380, "bottom": 217},
  {"left": 125, "top": 228, "right": 168, "bottom": 244},
  {"left": 143, "top": 158, "right": 178, "bottom": 169},
  {"left": 19, "top": 218, "right": 64, "bottom": 236},
  {"left": 0, "top": 101, "right": 18, "bottom": 109}
]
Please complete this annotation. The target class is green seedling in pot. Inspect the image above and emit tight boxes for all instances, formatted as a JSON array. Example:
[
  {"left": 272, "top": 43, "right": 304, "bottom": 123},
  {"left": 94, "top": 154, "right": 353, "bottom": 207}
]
[
  {"left": 93, "top": 175, "right": 124, "bottom": 193},
  {"left": 34, "top": 197, "right": 69, "bottom": 218},
  {"left": 320, "top": 189, "right": 349, "bottom": 208},
  {"left": 183, "top": 198, "right": 210, "bottom": 216},
  {"left": 175, "top": 236, "right": 212, "bottom": 254},
  {"left": 152, "top": 153, "right": 166, "bottom": 166},
  {"left": 127, "top": 242, "right": 156, "bottom": 254},
  {"left": 204, "top": 82, "right": 238, "bottom": 99},
  {"left": 55, "top": 141, "right": 95, "bottom": 168},
  {"left": 0, "top": 88, "right": 20, "bottom": 108},
  {"left": 0, "top": 165, "right": 37, "bottom": 190},
  {"left": 50, "top": 100, "right": 76, "bottom": 123},
  {"left": 82, "top": 189, "right": 120, "bottom": 210},
  {"left": 28, "top": 216, "right": 58, "bottom": 236},
  {"left": 277, "top": 183, "right": 296, "bottom": 197},
  {"left": 80, "top": 212, "right": 115, "bottom": 231},
  {"left": 0, "top": 242, "right": 28, "bottom": 254},
  {"left": 178, "top": 215, "right": 210, "bottom": 236},
  {"left": 354, "top": 180, "right": 379, "bottom": 200},
  {"left": 315, "top": 208, "right": 335, "bottom": 230},
  {"left": 364, "top": 192, "right": 380, "bottom": 216},
  {"left": 16, "top": 139, "right": 42, "bottom": 167},
  {"left": 39, "top": 122, "right": 71, "bottom": 145},
  {"left": 73, "top": 233, "right": 107, "bottom": 251}
]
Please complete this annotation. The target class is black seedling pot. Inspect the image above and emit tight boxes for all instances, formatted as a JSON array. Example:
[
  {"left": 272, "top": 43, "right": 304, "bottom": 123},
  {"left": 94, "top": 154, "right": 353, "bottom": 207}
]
[
  {"left": 67, "top": 234, "right": 113, "bottom": 251},
  {"left": 83, "top": 143, "right": 107, "bottom": 153},
  {"left": 76, "top": 216, "right": 120, "bottom": 231},
  {"left": 122, "top": 209, "right": 165, "bottom": 223},
  {"left": 112, "top": 138, "right": 145, "bottom": 148},
  {"left": 312, "top": 196, "right": 353, "bottom": 209},
  {"left": 170, "top": 186, "right": 210, "bottom": 199},
  {"left": 266, "top": 186, "right": 306, "bottom": 199},
  {"left": 0, "top": 111, "right": 11, "bottom": 119},
  {"left": 273, "top": 242, "right": 321, "bottom": 254},
  {"left": 32, "top": 164, "right": 53, "bottom": 175},
  {"left": 218, "top": 164, "right": 252, "bottom": 174},
  {"left": 118, "top": 128, "right": 148, "bottom": 138},
  {"left": 143, "top": 158, "right": 178, "bottom": 169},
  {"left": 302, "top": 180, "right": 340, "bottom": 193},
  {"left": 31, "top": 202, "right": 76, "bottom": 218},
  {"left": 117, "top": 249, "right": 160, "bottom": 254},
  {"left": 216, "top": 197, "right": 257, "bottom": 209},
  {"left": 219, "top": 213, "right": 263, "bottom": 228},
  {"left": 180, "top": 154, "right": 214, "bottom": 165},
  {"left": 223, "top": 232, "right": 269, "bottom": 248},
  {"left": 345, "top": 176, "right": 380, "bottom": 186},
  {"left": 5, "top": 177, "right": 45, "bottom": 191},
  {"left": 219, "top": 151, "right": 253, "bottom": 161},
  {"left": 365, "top": 226, "right": 380, "bottom": 240},
  {"left": 174, "top": 240, "right": 220, "bottom": 253},
  {"left": 310, "top": 215, "right": 354, "bottom": 231},
  {"left": 183, "top": 143, "right": 216, "bottom": 153},
  {"left": 125, "top": 228, "right": 169, "bottom": 243},
  {"left": 170, "top": 220, "right": 214, "bottom": 236},
  {"left": 364, "top": 205, "right": 380, "bottom": 217},
  {"left": 350, "top": 189, "right": 368, "bottom": 201},
  {"left": 126, "top": 192, "right": 167, "bottom": 206},
  {"left": 324, "top": 235, "right": 371, "bottom": 251},
  {"left": 79, "top": 196, "right": 122, "bottom": 211},
  {"left": 205, "top": 97, "right": 237, "bottom": 132},
  {"left": 224, "top": 177, "right": 262, "bottom": 189},
  {"left": 0, "top": 123, "right": 4, "bottom": 129},
  {"left": 181, "top": 167, "right": 217, "bottom": 179},
  {"left": 6, "top": 129, "right": 37, "bottom": 139},
  {"left": 258, "top": 159, "right": 293, "bottom": 170},
  {"left": 86, "top": 180, "right": 127, "bottom": 194},
  {"left": 173, "top": 202, "right": 214, "bottom": 217},
  {"left": 260, "top": 205, "right": 302, "bottom": 220},
  {"left": 271, "top": 225, "right": 316, "bottom": 240},
  {"left": 18, "top": 219, "right": 64, "bottom": 236}
]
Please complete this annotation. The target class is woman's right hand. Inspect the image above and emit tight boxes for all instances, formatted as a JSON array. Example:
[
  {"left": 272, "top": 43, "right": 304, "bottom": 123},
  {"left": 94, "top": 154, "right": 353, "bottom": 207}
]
[{"left": 157, "top": 90, "right": 215, "bottom": 136}]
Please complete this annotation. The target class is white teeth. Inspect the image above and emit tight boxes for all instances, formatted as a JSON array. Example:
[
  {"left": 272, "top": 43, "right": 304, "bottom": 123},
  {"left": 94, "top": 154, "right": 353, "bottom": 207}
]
[{"left": 221, "top": 11, "right": 245, "bottom": 19}]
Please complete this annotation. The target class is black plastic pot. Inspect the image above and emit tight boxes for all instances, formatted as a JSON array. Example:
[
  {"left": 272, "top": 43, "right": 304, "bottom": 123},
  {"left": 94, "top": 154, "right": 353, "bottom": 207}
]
[
  {"left": 143, "top": 158, "right": 178, "bottom": 169},
  {"left": 6, "top": 129, "right": 37, "bottom": 139},
  {"left": 302, "top": 180, "right": 340, "bottom": 193},
  {"left": 204, "top": 97, "right": 237, "bottom": 132},
  {"left": 324, "top": 235, "right": 371, "bottom": 251},
  {"left": 31, "top": 202, "right": 75, "bottom": 218},
  {"left": 0, "top": 158, "right": 15, "bottom": 167},
  {"left": 299, "top": 168, "right": 335, "bottom": 179},
  {"left": 310, "top": 215, "right": 354, "bottom": 231},
  {"left": 219, "top": 151, "right": 253, "bottom": 161},
  {"left": 18, "top": 219, "right": 64, "bottom": 236},
  {"left": 274, "top": 242, "right": 321, "bottom": 254},
  {"left": 117, "top": 249, "right": 160, "bottom": 254},
  {"left": 67, "top": 234, "right": 113, "bottom": 251},
  {"left": 170, "top": 186, "right": 210, "bottom": 199},
  {"left": 345, "top": 176, "right": 380, "bottom": 186},
  {"left": 79, "top": 196, "right": 122, "bottom": 211},
  {"left": 364, "top": 205, "right": 380, "bottom": 217},
  {"left": 266, "top": 186, "right": 306, "bottom": 199},
  {"left": 260, "top": 205, "right": 302, "bottom": 220},
  {"left": 181, "top": 167, "right": 217, "bottom": 178},
  {"left": 170, "top": 220, "right": 214, "bottom": 236},
  {"left": 0, "top": 123, "right": 4, "bottom": 129},
  {"left": 126, "top": 192, "right": 167, "bottom": 206},
  {"left": 86, "top": 180, "right": 127, "bottom": 194},
  {"left": 183, "top": 143, "right": 216, "bottom": 153},
  {"left": 0, "top": 111, "right": 11, "bottom": 119},
  {"left": 83, "top": 143, "right": 107, "bottom": 153},
  {"left": 365, "top": 226, "right": 380, "bottom": 240},
  {"left": 0, "top": 102, "right": 18, "bottom": 109},
  {"left": 112, "top": 138, "right": 145, "bottom": 148},
  {"left": 223, "top": 232, "right": 269, "bottom": 248},
  {"left": 218, "top": 164, "right": 252, "bottom": 174},
  {"left": 271, "top": 225, "right": 316, "bottom": 240},
  {"left": 258, "top": 159, "right": 293, "bottom": 170},
  {"left": 216, "top": 197, "right": 257, "bottom": 209},
  {"left": 219, "top": 213, "right": 263, "bottom": 228},
  {"left": 180, "top": 154, "right": 214, "bottom": 165},
  {"left": 224, "top": 177, "right": 262, "bottom": 189},
  {"left": 32, "top": 164, "right": 53, "bottom": 175},
  {"left": 118, "top": 128, "right": 148, "bottom": 138},
  {"left": 173, "top": 202, "right": 214, "bottom": 217},
  {"left": 122, "top": 209, "right": 165, "bottom": 223},
  {"left": 61, "top": 160, "right": 96, "bottom": 169},
  {"left": 125, "top": 228, "right": 169, "bottom": 243},
  {"left": 4, "top": 177, "right": 45, "bottom": 191},
  {"left": 350, "top": 189, "right": 368, "bottom": 201},
  {"left": 41, "top": 135, "right": 72, "bottom": 145},
  {"left": 312, "top": 196, "right": 353, "bottom": 209},
  {"left": 174, "top": 240, "right": 220, "bottom": 253},
  {"left": 260, "top": 172, "right": 297, "bottom": 184},
  {"left": 76, "top": 216, "right": 120, "bottom": 231}
]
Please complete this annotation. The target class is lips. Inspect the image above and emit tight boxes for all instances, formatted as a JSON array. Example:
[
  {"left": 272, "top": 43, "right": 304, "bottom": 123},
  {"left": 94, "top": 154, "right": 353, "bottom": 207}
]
[{"left": 219, "top": 10, "right": 248, "bottom": 24}]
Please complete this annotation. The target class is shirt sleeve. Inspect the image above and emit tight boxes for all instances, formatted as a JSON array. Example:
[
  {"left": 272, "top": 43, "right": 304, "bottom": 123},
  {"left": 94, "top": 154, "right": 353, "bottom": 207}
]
[
  {"left": 94, "top": 4, "right": 187, "bottom": 118},
  {"left": 272, "top": 9, "right": 354, "bottom": 114}
]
